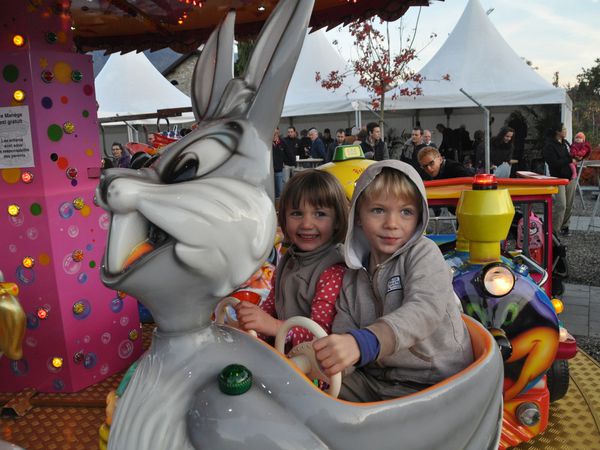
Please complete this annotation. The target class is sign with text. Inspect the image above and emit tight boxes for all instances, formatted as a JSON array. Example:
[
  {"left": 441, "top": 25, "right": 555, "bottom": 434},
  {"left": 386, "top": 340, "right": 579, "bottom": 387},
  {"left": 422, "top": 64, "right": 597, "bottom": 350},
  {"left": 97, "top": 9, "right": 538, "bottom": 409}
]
[{"left": 0, "top": 105, "right": 35, "bottom": 168}]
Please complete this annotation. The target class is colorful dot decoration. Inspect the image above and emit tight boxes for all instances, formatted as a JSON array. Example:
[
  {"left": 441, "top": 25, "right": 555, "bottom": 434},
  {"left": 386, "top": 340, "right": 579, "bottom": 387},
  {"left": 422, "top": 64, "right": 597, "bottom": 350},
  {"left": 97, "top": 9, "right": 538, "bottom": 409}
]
[
  {"left": 57, "top": 157, "right": 68, "bottom": 170},
  {"left": 53, "top": 61, "right": 72, "bottom": 84},
  {"left": 47, "top": 124, "right": 63, "bottom": 141},
  {"left": 82, "top": 110, "right": 89, "bottom": 118},
  {"left": 41, "top": 97, "right": 53, "bottom": 108},
  {"left": 80, "top": 204, "right": 91, "bottom": 217},
  {"left": 83, "top": 84, "right": 93, "bottom": 96},
  {"left": 38, "top": 253, "right": 50, "bottom": 265},
  {"left": 63, "top": 121, "right": 75, "bottom": 133},
  {"left": 2, "top": 168, "right": 21, "bottom": 184},
  {"left": 60, "top": 96, "right": 68, "bottom": 104},
  {"left": 30, "top": 203, "right": 42, "bottom": 216},
  {"left": 2, "top": 65, "right": 19, "bottom": 83}
]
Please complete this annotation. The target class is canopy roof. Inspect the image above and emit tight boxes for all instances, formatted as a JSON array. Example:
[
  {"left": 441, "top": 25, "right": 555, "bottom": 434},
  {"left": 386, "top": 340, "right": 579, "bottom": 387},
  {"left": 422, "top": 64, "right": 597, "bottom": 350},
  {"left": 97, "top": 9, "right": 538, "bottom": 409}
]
[
  {"left": 282, "top": 30, "right": 369, "bottom": 117},
  {"left": 70, "top": 0, "right": 432, "bottom": 54},
  {"left": 387, "top": 0, "right": 569, "bottom": 110},
  {"left": 95, "top": 30, "right": 368, "bottom": 121},
  {"left": 95, "top": 51, "right": 192, "bottom": 122}
]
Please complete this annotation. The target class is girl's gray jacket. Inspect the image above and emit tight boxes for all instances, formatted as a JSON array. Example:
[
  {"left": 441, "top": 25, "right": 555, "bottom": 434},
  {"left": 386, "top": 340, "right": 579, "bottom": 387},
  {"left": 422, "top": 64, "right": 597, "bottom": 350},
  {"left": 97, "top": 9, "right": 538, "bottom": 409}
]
[{"left": 332, "top": 160, "right": 473, "bottom": 386}]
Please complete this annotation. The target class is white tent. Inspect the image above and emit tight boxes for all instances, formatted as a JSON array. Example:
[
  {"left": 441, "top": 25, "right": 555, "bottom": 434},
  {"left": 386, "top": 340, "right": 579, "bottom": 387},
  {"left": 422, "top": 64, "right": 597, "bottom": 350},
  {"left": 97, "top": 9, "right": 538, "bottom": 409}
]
[
  {"left": 386, "top": 0, "right": 572, "bottom": 135},
  {"left": 281, "top": 30, "right": 369, "bottom": 118},
  {"left": 95, "top": 51, "right": 194, "bottom": 124}
]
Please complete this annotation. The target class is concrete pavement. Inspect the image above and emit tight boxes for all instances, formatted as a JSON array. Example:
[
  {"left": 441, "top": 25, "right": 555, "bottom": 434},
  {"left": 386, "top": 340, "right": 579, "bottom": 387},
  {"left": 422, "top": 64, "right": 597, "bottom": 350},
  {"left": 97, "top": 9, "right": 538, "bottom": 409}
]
[
  {"left": 556, "top": 215, "right": 599, "bottom": 337},
  {"left": 560, "top": 282, "right": 600, "bottom": 337}
]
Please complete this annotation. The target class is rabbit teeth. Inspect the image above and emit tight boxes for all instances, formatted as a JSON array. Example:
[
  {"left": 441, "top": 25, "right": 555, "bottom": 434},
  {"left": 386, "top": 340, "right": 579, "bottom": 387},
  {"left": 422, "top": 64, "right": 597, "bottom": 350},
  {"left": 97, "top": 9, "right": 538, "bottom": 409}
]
[{"left": 106, "top": 211, "right": 152, "bottom": 274}]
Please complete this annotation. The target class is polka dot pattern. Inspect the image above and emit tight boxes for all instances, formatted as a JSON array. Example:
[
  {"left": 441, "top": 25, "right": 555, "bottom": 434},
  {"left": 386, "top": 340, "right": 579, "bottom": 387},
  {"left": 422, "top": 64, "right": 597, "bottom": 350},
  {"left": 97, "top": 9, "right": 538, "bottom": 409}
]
[{"left": 261, "top": 264, "right": 345, "bottom": 347}]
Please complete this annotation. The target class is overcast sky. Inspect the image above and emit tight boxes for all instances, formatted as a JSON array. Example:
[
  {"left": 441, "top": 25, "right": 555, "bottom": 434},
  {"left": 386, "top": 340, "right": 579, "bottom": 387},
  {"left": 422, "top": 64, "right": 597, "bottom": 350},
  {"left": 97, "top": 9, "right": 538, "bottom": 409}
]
[{"left": 325, "top": 0, "right": 600, "bottom": 87}]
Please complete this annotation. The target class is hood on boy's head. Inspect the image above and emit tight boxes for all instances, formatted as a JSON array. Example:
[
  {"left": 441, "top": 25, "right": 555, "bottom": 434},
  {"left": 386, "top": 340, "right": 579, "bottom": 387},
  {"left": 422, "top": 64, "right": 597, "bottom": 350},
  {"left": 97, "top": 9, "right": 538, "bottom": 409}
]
[
  {"left": 345, "top": 160, "right": 430, "bottom": 269},
  {"left": 575, "top": 132, "right": 586, "bottom": 141}
]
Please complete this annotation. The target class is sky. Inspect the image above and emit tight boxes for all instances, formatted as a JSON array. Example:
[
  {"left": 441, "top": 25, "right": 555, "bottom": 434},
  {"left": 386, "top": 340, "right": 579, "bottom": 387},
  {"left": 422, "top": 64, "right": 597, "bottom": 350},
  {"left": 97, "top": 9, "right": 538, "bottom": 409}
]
[{"left": 325, "top": 0, "right": 600, "bottom": 87}]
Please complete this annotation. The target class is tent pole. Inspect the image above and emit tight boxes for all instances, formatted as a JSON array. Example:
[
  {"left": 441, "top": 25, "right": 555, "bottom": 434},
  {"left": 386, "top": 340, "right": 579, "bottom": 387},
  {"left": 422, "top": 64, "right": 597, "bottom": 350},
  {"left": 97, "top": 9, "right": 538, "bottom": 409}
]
[{"left": 459, "top": 89, "right": 490, "bottom": 174}]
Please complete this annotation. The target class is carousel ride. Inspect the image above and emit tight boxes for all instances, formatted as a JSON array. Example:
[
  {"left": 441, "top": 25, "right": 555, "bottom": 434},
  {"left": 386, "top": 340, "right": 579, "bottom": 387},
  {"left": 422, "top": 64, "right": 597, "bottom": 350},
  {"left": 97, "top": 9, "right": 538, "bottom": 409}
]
[{"left": 1, "top": 1, "right": 599, "bottom": 449}]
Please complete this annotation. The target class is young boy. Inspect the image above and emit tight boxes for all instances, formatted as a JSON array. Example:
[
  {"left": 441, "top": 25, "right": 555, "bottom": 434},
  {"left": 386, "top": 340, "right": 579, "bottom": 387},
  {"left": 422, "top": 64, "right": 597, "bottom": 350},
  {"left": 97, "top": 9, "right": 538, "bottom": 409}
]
[{"left": 314, "top": 160, "right": 473, "bottom": 402}]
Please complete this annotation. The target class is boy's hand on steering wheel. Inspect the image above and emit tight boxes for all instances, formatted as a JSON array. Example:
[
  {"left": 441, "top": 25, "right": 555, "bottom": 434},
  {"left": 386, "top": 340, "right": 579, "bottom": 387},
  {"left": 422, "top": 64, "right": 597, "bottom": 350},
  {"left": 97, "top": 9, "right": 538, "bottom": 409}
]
[
  {"left": 234, "top": 302, "right": 282, "bottom": 337},
  {"left": 313, "top": 334, "right": 360, "bottom": 377}
]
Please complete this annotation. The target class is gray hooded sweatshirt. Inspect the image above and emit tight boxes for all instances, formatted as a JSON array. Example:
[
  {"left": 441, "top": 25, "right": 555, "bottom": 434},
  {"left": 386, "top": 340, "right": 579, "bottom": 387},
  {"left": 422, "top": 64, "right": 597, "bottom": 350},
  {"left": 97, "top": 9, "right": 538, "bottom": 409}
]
[{"left": 333, "top": 160, "right": 473, "bottom": 390}]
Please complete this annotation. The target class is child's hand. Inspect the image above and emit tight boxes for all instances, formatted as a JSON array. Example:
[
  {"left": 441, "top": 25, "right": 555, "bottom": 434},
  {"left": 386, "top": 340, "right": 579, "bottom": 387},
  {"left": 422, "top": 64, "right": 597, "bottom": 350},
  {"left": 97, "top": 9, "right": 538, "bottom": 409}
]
[
  {"left": 234, "top": 302, "right": 282, "bottom": 337},
  {"left": 313, "top": 334, "right": 360, "bottom": 377}
]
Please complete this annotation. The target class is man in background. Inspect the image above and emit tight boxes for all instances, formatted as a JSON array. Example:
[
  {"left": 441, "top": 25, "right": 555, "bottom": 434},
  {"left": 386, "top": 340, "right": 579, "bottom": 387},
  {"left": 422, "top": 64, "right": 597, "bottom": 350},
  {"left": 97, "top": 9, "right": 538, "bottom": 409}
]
[
  {"left": 360, "top": 122, "right": 389, "bottom": 161},
  {"left": 282, "top": 126, "right": 300, "bottom": 182},
  {"left": 423, "top": 129, "right": 436, "bottom": 148},
  {"left": 399, "top": 127, "right": 426, "bottom": 169},
  {"left": 309, "top": 128, "right": 326, "bottom": 160},
  {"left": 326, "top": 128, "right": 346, "bottom": 162}
]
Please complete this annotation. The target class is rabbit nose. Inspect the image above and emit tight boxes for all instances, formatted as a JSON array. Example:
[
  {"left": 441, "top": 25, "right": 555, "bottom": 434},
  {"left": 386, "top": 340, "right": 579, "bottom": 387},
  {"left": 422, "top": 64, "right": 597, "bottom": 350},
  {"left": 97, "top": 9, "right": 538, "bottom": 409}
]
[{"left": 97, "top": 168, "right": 157, "bottom": 214}]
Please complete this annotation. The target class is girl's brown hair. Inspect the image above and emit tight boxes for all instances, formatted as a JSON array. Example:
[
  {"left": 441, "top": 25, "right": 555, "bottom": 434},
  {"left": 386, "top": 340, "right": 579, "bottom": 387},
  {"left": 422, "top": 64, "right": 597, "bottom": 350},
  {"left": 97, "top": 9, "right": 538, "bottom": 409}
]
[{"left": 278, "top": 169, "right": 349, "bottom": 244}]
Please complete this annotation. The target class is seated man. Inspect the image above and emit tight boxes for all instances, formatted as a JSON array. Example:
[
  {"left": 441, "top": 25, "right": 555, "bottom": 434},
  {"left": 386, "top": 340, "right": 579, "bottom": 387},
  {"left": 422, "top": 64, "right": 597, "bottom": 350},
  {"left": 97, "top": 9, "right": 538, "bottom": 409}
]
[{"left": 417, "top": 146, "right": 473, "bottom": 180}]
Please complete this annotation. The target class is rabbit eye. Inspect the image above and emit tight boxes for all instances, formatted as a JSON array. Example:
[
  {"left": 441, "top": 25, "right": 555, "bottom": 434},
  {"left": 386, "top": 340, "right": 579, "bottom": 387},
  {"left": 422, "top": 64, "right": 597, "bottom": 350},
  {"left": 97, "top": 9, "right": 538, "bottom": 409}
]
[{"left": 167, "top": 155, "right": 199, "bottom": 184}]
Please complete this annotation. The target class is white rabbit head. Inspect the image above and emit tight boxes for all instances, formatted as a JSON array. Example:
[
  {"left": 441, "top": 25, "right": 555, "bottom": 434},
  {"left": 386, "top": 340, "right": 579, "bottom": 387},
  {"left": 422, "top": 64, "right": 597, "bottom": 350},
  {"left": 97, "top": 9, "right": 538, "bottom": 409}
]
[{"left": 96, "top": 1, "right": 313, "bottom": 332}]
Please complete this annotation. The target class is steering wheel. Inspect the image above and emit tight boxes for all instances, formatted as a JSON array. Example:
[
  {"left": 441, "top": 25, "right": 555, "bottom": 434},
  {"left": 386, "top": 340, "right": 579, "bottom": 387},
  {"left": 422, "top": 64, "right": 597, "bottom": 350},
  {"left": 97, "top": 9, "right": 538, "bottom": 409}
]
[
  {"left": 214, "top": 297, "right": 257, "bottom": 337},
  {"left": 274, "top": 316, "right": 342, "bottom": 398}
]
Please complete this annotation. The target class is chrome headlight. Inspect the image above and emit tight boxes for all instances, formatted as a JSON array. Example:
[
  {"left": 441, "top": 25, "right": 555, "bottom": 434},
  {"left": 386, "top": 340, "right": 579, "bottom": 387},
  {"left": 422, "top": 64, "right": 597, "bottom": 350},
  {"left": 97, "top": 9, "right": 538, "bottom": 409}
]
[{"left": 480, "top": 263, "right": 515, "bottom": 297}]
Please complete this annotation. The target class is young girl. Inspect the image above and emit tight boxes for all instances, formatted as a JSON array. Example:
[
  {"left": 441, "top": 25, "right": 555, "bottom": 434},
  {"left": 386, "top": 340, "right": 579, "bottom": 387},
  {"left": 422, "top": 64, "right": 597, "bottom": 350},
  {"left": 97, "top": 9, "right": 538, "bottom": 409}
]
[
  {"left": 569, "top": 131, "right": 592, "bottom": 179},
  {"left": 235, "top": 169, "right": 348, "bottom": 347}
]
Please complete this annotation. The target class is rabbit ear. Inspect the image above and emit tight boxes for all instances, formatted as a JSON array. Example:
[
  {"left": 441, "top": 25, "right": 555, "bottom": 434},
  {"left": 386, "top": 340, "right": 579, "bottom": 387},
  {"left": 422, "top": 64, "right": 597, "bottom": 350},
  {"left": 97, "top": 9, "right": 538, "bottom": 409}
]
[
  {"left": 244, "top": 0, "right": 314, "bottom": 141},
  {"left": 191, "top": 10, "right": 235, "bottom": 121}
]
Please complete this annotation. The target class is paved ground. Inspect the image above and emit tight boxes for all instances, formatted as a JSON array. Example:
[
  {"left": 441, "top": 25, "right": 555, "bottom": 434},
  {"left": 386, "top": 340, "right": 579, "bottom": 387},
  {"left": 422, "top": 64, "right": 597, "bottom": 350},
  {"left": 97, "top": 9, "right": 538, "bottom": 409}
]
[
  {"left": 558, "top": 214, "right": 600, "bottom": 337},
  {"left": 559, "top": 282, "right": 600, "bottom": 337}
]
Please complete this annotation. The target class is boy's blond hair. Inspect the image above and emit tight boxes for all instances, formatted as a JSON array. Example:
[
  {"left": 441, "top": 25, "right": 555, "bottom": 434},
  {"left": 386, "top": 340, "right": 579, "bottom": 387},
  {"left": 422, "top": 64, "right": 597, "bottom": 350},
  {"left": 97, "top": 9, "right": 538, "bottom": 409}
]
[{"left": 358, "top": 167, "right": 423, "bottom": 219}]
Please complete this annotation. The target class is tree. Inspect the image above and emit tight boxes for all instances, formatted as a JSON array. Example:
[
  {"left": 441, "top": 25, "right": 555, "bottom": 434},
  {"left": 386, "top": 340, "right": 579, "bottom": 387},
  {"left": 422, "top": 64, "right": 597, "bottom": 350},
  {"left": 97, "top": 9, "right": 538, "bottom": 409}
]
[
  {"left": 569, "top": 58, "right": 600, "bottom": 144},
  {"left": 234, "top": 39, "right": 254, "bottom": 77},
  {"left": 315, "top": 12, "right": 447, "bottom": 133}
]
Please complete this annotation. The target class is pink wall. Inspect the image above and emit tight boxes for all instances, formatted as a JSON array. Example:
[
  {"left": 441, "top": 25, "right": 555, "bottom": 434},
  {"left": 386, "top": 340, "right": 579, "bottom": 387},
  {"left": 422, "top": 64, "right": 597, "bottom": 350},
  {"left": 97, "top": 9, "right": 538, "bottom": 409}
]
[{"left": 0, "top": 1, "right": 142, "bottom": 392}]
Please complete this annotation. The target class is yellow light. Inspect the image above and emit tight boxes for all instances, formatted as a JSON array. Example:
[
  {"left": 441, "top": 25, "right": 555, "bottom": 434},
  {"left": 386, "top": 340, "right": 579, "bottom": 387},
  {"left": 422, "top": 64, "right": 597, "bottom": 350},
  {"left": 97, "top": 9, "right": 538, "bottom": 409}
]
[
  {"left": 7, "top": 204, "right": 20, "bottom": 216},
  {"left": 13, "top": 90, "right": 25, "bottom": 102},
  {"left": 52, "top": 357, "right": 64, "bottom": 368},
  {"left": 22, "top": 256, "right": 35, "bottom": 268},
  {"left": 12, "top": 34, "right": 25, "bottom": 47},
  {"left": 551, "top": 298, "right": 564, "bottom": 315}
]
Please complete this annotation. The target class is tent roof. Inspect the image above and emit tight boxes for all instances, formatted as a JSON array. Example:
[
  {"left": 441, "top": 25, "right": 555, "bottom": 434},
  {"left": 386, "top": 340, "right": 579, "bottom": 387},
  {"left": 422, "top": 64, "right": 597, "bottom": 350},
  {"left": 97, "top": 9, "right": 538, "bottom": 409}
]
[
  {"left": 282, "top": 30, "right": 369, "bottom": 117},
  {"left": 388, "top": 0, "right": 569, "bottom": 110},
  {"left": 95, "top": 30, "right": 369, "bottom": 122},
  {"left": 95, "top": 51, "right": 193, "bottom": 122}
]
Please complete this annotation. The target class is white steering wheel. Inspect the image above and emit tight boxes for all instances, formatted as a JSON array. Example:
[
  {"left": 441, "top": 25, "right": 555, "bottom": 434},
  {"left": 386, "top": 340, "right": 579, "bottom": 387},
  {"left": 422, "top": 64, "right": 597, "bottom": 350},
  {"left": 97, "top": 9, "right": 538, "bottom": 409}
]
[
  {"left": 274, "top": 316, "right": 342, "bottom": 398},
  {"left": 214, "top": 297, "right": 257, "bottom": 337}
]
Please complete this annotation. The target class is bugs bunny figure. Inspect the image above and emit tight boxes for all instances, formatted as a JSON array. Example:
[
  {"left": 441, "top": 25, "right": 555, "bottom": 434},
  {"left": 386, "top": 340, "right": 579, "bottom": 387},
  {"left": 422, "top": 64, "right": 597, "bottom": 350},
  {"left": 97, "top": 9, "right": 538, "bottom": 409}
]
[{"left": 97, "top": 1, "right": 315, "bottom": 448}]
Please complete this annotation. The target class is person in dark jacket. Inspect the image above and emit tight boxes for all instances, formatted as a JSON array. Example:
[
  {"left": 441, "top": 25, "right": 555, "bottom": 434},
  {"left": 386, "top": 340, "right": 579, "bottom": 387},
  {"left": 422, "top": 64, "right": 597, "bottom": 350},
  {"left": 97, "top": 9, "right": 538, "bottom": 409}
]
[
  {"left": 436, "top": 123, "right": 456, "bottom": 159},
  {"left": 360, "top": 122, "right": 389, "bottom": 161},
  {"left": 417, "top": 146, "right": 472, "bottom": 180},
  {"left": 111, "top": 142, "right": 130, "bottom": 168},
  {"left": 272, "top": 127, "right": 288, "bottom": 199},
  {"left": 298, "top": 129, "right": 311, "bottom": 159},
  {"left": 282, "top": 126, "right": 300, "bottom": 182},
  {"left": 308, "top": 128, "right": 326, "bottom": 160},
  {"left": 326, "top": 128, "right": 346, "bottom": 162},
  {"left": 398, "top": 127, "right": 426, "bottom": 169},
  {"left": 542, "top": 124, "right": 576, "bottom": 236},
  {"left": 490, "top": 126, "right": 516, "bottom": 178}
]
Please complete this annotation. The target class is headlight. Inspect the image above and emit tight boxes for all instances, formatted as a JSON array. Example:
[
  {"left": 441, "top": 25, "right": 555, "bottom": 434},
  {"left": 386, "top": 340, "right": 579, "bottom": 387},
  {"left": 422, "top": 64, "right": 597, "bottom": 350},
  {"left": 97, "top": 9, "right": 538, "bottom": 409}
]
[{"left": 480, "top": 263, "right": 515, "bottom": 297}]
